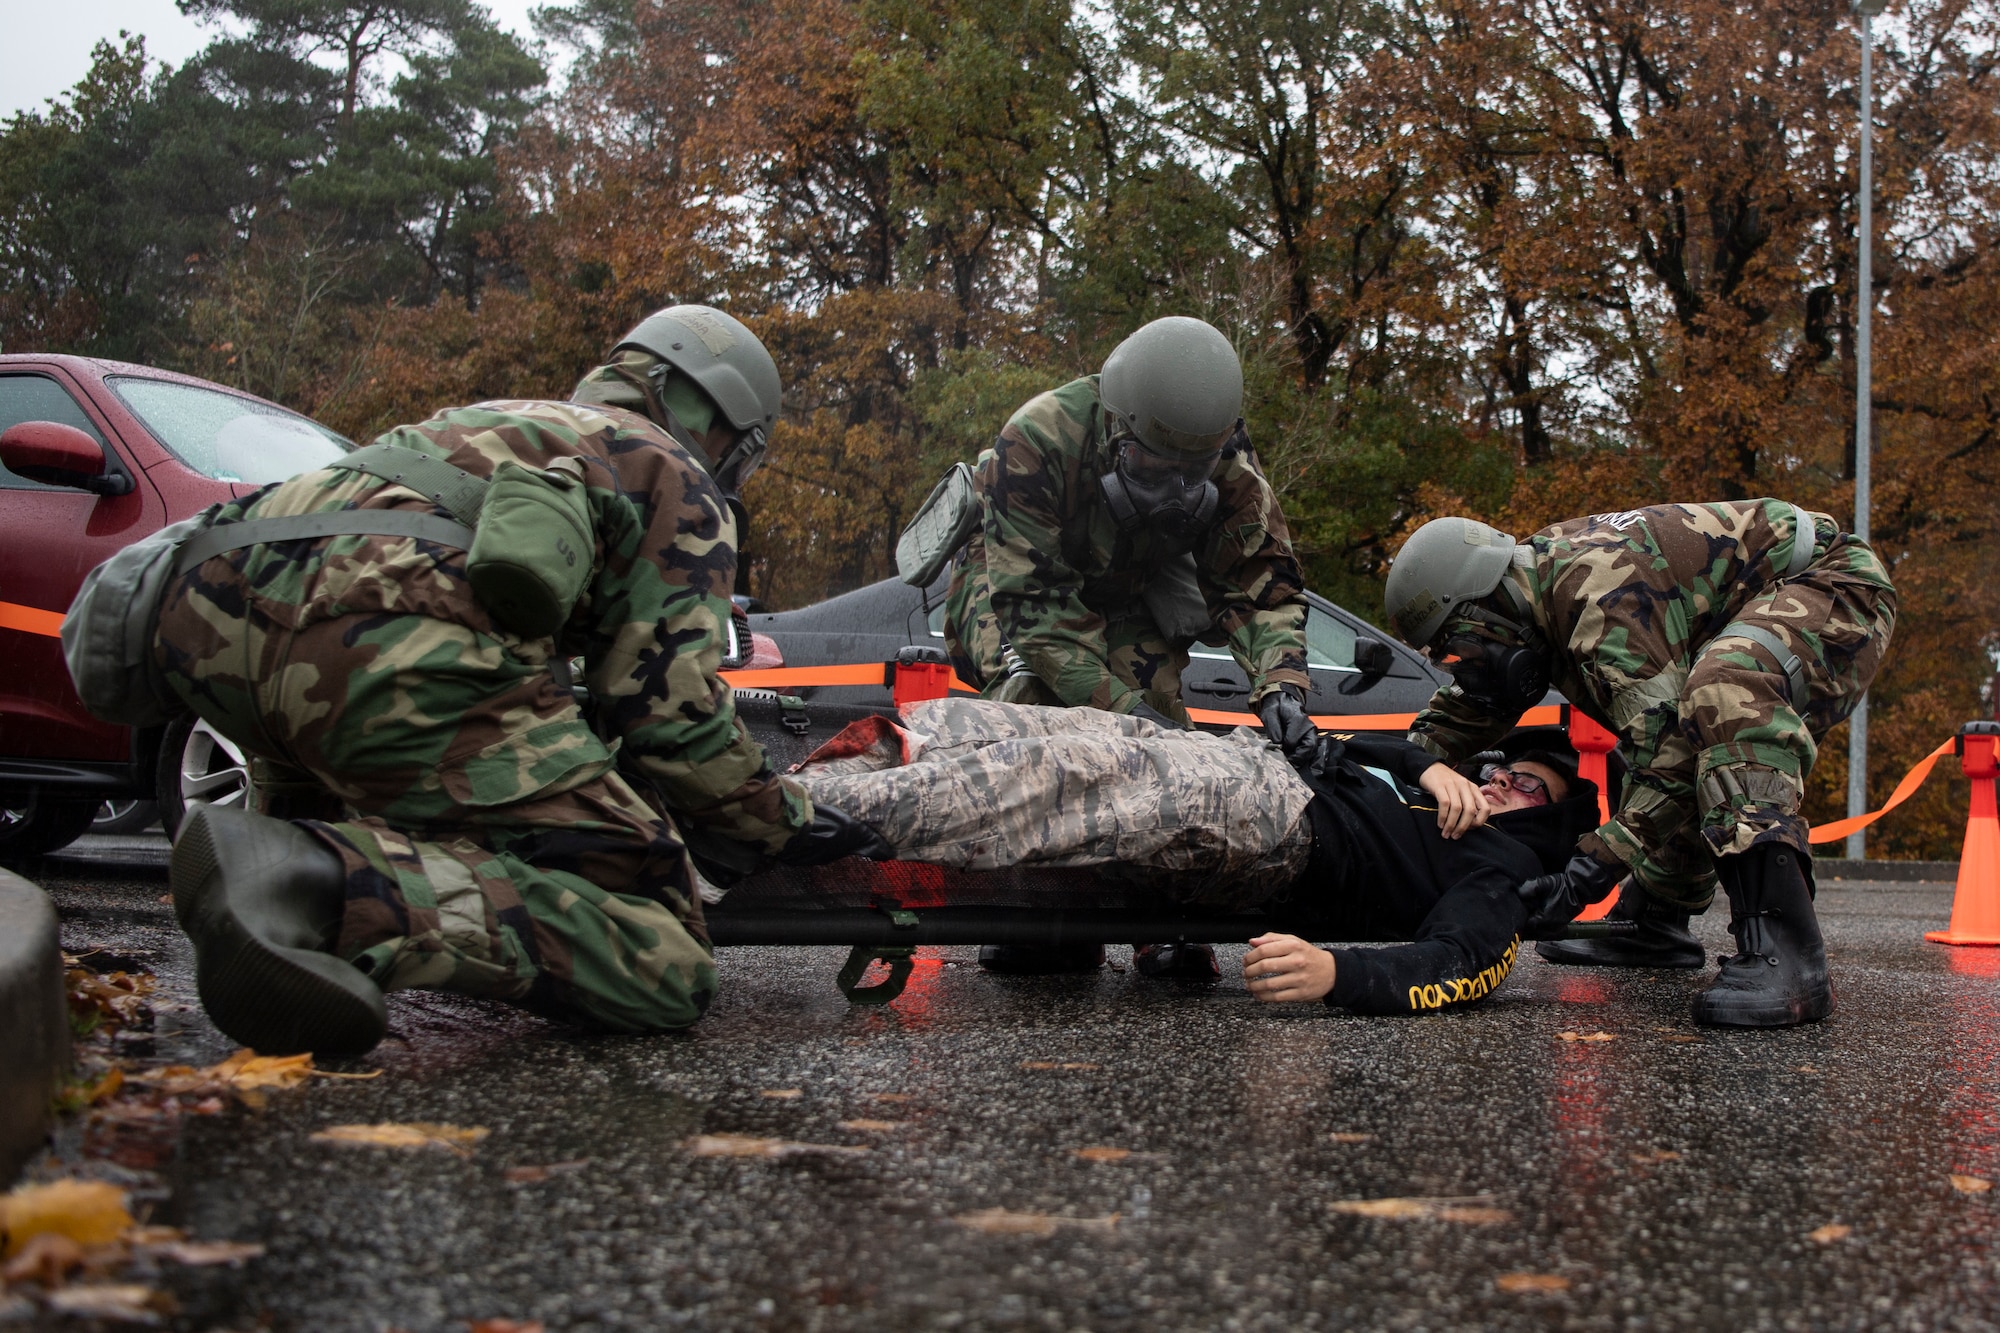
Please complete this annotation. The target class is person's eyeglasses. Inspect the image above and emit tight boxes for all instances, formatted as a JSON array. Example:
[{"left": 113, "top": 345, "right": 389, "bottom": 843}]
[{"left": 1478, "top": 764, "right": 1550, "bottom": 802}]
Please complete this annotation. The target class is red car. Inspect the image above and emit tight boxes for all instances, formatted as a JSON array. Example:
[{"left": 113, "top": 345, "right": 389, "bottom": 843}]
[{"left": 0, "top": 354, "right": 352, "bottom": 858}]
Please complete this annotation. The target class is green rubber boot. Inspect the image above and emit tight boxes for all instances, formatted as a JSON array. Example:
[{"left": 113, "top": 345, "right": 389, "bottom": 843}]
[{"left": 170, "top": 804, "right": 386, "bottom": 1057}]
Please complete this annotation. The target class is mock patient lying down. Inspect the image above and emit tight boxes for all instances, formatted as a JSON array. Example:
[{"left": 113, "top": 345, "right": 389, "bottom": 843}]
[{"left": 785, "top": 699, "right": 1599, "bottom": 1015}]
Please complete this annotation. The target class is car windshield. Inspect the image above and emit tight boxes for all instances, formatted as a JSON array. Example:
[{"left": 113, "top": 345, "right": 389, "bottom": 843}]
[{"left": 109, "top": 377, "right": 351, "bottom": 483}]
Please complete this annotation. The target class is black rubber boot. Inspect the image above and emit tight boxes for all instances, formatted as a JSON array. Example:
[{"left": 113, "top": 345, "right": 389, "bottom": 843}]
[
  {"left": 1535, "top": 884, "right": 1704, "bottom": 969},
  {"left": 1132, "top": 942, "right": 1221, "bottom": 981},
  {"left": 1692, "top": 843, "right": 1833, "bottom": 1028},
  {"left": 170, "top": 804, "right": 386, "bottom": 1056},
  {"left": 977, "top": 943, "right": 1106, "bottom": 974}
]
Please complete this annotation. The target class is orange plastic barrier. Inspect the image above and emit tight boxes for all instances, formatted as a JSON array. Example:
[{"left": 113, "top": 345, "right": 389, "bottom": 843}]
[{"left": 1926, "top": 727, "right": 2000, "bottom": 946}]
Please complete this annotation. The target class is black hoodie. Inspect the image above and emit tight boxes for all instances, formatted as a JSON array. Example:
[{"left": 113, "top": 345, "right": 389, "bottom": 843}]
[{"left": 1284, "top": 731, "right": 1599, "bottom": 1016}]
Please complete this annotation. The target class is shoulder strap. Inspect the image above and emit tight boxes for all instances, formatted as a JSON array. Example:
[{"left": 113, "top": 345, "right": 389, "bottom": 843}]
[
  {"left": 1784, "top": 501, "right": 1819, "bottom": 579},
  {"left": 326, "top": 443, "right": 489, "bottom": 525},
  {"left": 173, "top": 510, "right": 477, "bottom": 578}
]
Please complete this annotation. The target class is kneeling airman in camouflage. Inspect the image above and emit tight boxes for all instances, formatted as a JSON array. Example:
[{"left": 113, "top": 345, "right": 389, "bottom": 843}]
[
  {"left": 160, "top": 306, "right": 885, "bottom": 1057},
  {"left": 939, "top": 316, "right": 1316, "bottom": 977},
  {"left": 1383, "top": 502, "right": 1896, "bottom": 1027}
]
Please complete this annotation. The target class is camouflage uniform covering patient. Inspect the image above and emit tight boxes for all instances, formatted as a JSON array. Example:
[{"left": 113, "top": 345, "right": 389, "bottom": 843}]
[{"left": 792, "top": 698, "right": 1314, "bottom": 909}]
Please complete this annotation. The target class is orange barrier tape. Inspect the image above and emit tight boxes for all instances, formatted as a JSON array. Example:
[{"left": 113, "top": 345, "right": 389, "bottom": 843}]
[
  {"left": 0, "top": 600, "right": 65, "bottom": 638},
  {"left": 1808, "top": 736, "right": 1957, "bottom": 844}
]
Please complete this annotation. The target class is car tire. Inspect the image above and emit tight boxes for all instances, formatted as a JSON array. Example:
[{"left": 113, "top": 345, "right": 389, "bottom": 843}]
[
  {"left": 157, "top": 714, "right": 255, "bottom": 838},
  {"left": 93, "top": 799, "right": 163, "bottom": 835},
  {"left": 0, "top": 789, "right": 102, "bottom": 861}
]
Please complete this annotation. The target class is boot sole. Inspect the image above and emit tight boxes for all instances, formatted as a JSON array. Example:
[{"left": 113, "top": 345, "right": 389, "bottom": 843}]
[
  {"left": 171, "top": 807, "right": 387, "bottom": 1058},
  {"left": 1535, "top": 939, "right": 1706, "bottom": 969},
  {"left": 1691, "top": 986, "right": 1835, "bottom": 1028}
]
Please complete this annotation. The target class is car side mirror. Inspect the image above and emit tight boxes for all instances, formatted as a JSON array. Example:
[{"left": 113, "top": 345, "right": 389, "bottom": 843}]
[
  {"left": 1353, "top": 636, "right": 1394, "bottom": 678},
  {"left": 0, "top": 421, "right": 131, "bottom": 495}
]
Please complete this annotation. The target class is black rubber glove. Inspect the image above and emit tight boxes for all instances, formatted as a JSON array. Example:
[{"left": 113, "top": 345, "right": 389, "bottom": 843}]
[
  {"left": 1128, "top": 700, "right": 1184, "bottom": 730},
  {"left": 1257, "top": 683, "right": 1319, "bottom": 764},
  {"left": 1517, "top": 852, "right": 1626, "bottom": 939},
  {"left": 774, "top": 803, "right": 894, "bottom": 866}
]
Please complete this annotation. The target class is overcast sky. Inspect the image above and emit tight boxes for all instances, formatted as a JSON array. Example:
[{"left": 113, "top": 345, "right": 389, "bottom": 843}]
[{"left": 5, "top": 0, "right": 546, "bottom": 119}]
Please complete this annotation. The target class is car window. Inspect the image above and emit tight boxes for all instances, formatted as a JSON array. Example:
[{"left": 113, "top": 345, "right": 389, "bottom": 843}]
[
  {"left": 1187, "top": 606, "right": 1360, "bottom": 669},
  {"left": 108, "top": 377, "right": 350, "bottom": 484},
  {"left": 1303, "top": 606, "right": 1358, "bottom": 669},
  {"left": 0, "top": 374, "right": 108, "bottom": 490}
]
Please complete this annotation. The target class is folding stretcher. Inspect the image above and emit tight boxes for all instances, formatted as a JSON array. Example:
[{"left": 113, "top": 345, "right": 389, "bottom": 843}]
[{"left": 708, "top": 668, "right": 1633, "bottom": 1004}]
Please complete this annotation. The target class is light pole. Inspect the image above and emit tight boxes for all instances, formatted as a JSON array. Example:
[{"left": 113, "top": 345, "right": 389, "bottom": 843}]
[{"left": 1848, "top": 0, "right": 1886, "bottom": 860}]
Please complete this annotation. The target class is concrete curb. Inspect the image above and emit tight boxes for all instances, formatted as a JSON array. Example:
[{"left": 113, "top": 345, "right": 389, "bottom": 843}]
[{"left": 0, "top": 868, "right": 68, "bottom": 1184}]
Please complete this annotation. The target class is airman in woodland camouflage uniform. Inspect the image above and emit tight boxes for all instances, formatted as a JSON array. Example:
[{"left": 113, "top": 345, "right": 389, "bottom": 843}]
[
  {"left": 159, "top": 306, "right": 886, "bottom": 1056},
  {"left": 1384, "top": 500, "right": 1896, "bottom": 1027},
  {"left": 939, "top": 316, "right": 1316, "bottom": 976},
  {"left": 944, "top": 323, "right": 1310, "bottom": 728}
]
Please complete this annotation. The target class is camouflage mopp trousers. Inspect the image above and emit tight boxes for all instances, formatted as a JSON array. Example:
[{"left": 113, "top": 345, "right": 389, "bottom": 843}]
[
  {"left": 790, "top": 699, "right": 1314, "bottom": 909},
  {"left": 153, "top": 604, "right": 717, "bottom": 1034}
]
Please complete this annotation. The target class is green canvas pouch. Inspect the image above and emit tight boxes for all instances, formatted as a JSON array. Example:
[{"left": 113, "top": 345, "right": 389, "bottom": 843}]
[{"left": 466, "top": 457, "right": 594, "bottom": 638}]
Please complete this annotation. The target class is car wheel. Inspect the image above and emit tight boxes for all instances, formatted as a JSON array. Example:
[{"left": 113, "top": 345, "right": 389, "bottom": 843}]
[
  {"left": 0, "top": 789, "right": 101, "bottom": 861},
  {"left": 93, "top": 799, "right": 163, "bottom": 835},
  {"left": 157, "top": 715, "right": 255, "bottom": 838}
]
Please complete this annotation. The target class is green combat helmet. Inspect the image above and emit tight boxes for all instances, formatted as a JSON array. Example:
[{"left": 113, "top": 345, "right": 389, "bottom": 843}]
[
  {"left": 1387, "top": 516, "right": 1551, "bottom": 713},
  {"left": 1384, "top": 516, "right": 1521, "bottom": 649},
  {"left": 1096, "top": 316, "right": 1242, "bottom": 542},
  {"left": 586, "top": 305, "right": 783, "bottom": 500}
]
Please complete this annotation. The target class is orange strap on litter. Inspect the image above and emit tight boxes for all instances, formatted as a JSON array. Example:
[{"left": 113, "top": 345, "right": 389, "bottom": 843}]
[
  {"left": 0, "top": 600, "right": 65, "bottom": 639},
  {"left": 1807, "top": 736, "right": 1957, "bottom": 844},
  {"left": 720, "top": 664, "right": 890, "bottom": 689}
]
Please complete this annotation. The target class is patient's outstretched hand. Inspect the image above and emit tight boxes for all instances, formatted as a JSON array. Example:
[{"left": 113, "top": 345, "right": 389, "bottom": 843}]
[
  {"left": 1243, "top": 933, "right": 1336, "bottom": 1004},
  {"left": 1418, "top": 763, "right": 1489, "bottom": 838}
]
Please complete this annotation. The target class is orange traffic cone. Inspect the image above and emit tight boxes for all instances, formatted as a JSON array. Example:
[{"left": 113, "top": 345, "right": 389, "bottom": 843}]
[{"left": 1926, "top": 721, "right": 2000, "bottom": 946}]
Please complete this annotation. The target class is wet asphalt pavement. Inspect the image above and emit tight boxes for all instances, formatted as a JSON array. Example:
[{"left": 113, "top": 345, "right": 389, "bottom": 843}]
[{"left": 23, "top": 837, "right": 2000, "bottom": 1331}]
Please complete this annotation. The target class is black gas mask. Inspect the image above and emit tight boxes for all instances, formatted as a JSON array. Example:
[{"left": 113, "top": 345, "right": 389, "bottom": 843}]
[
  {"left": 710, "top": 424, "right": 767, "bottom": 504},
  {"left": 1433, "top": 606, "right": 1550, "bottom": 715},
  {"left": 1098, "top": 433, "right": 1221, "bottom": 549}
]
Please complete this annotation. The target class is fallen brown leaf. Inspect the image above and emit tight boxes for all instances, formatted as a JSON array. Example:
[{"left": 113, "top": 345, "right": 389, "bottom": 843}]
[
  {"left": 838, "top": 1120, "right": 905, "bottom": 1132},
  {"left": 1795, "top": 1064, "right": 1819, "bottom": 1074},
  {"left": 501, "top": 1160, "right": 588, "bottom": 1185},
  {"left": 1495, "top": 1273, "right": 1570, "bottom": 1293},
  {"left": 1808, "top": 1223, "right": 1853, "bottom": 1244},
  {"left": 466, "top": 1321, "right": 544, "bottom": 1333},
  {"left": 684, "top": 1134, "right": 868, "bottom": 1160},
  {"left": 1950, "top": 1174, "right": 1993, "bottom": 1194},
  {"left": 1, "top": 1232, "right": 85, "bottom": 1286},
  {"left": 45, "top": 1284, "right": 174, "bottom": 1321},
  {"left": 1331, "top": 1196, "right": 1510, "bottom": 1224},
  {"left": 127, "top": 1050, "right": 317, "bottom": 1108},
  {"left": 759, "top": 1088, "right": 803, "bottom": 1100},
  {"left": 1556, "top": 1031, "right": 1616, "bottom": 1043},
  {"left": 1630, "top": 1150, "right": 1682, "bottom": 1164},
  {"left": 870, "top": 1093, "right": 913, "bottom": 1104},
  {"left": 1073, "top": 1147, "right": 1133, "bottom": 1162},
  {"left": 1329, "top": 1132, "right": 1375, "bottom": 1144},
  {"left": 0, "top": 1180, "right": 132, "bottom": 1257},
  {"left": 145, "top": 1239, "right": 265, "bottom": 1267},
  {"left": 311, "top": 1123, "right": 489, "bottom": 1154},
  {"left": 1331, "top": 1198, "right": 1428, "bottom": 1219},
  {"left": 310, "top": 1068, "right": 385, "bottom": 1081},
  {"left": 953, "top": 1209, "right": 1119, "bottom": 1236}
]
